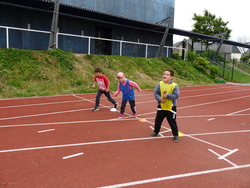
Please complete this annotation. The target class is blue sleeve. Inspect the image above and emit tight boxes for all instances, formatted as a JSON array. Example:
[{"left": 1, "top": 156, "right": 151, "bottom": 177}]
[{"left": 154, "top": 83, "right": 161, "bottom": 102}]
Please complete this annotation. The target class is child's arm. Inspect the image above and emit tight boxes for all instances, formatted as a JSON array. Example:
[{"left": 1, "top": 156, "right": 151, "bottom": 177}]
[
  {"left": 106, "top": 80, "right": 111, "bottom": 92},
  {"left": 92, "top": 76, "right": 97, "bottom": 88},
  {"left": 166, "top": 85, "right": 180, "bottom": 100},
  {"left": 154, "top": 83, "right": 163, "bottom": 102},
  {"left": 129, "top": 80, "right": 141, "bottom": 92},
  {"left": 114, "top": 83, "right": 121, "bottom": 97},
  {"left": 92, "top": 81, "right": 96, "bottom": 88}
]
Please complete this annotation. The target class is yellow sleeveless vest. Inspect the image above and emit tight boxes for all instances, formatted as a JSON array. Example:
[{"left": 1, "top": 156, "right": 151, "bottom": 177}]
[{"left": 160, "top": 81, "right": 177, "bottom": 111}]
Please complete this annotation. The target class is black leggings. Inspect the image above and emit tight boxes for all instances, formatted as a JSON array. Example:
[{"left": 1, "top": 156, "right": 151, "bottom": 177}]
[{"left": 120, "top": 99, "right": 136, "bottom": 114}]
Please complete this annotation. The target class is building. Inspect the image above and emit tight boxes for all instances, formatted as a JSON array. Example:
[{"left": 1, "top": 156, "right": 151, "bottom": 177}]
[
  {"left": 1, "top": 0, "right": 249, "bottom": 58},
  {"left": 174, "top": 39, "right": 241, "bottom": 61},
  {"left": 0, "top": 0, "right": 175, "bottom": 58}
]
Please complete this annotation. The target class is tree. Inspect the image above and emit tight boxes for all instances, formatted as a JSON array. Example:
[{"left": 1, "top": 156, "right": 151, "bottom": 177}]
[{"left": 191, "top": 10, "right": 232, "bottom": 50}]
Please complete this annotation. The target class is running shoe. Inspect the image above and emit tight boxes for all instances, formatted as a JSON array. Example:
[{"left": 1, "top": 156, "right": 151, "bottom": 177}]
[
  {"left": 92, "top": 107, "right": 99, "bottom": 112},
  {"left": 133, "top": 113, "right": 137, "bottom": 118},
  {"left": 118, "top": 114, "right": 124, "bottom": 118},
  {"left": 174, "top": 136, "right": 180, "bottom": 143},
  {"left": 150, "top": 132, "right": 158, "bottom": 137}
]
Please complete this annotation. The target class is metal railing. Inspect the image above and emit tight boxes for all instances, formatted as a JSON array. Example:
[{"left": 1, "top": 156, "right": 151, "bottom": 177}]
[{"left": 0, "top": 25, "right": 186, "bottom": 58}]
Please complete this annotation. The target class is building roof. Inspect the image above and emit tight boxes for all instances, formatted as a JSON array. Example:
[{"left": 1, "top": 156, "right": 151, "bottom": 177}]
[
  {"left": 174, "top": 39, "right": 242, "bottom": 54},
  {"left": 1, "top": 0, "right": 250, "bottom": 49}
]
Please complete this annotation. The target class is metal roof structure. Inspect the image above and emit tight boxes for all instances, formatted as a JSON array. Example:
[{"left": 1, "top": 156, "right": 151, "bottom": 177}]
[{"left": 1, "top": 0, "right": 250, "bottom": 49}]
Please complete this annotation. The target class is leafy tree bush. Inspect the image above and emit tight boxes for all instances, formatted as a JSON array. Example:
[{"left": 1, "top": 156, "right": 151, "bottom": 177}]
[
  {"left": 201, "top": 50, "right": 225, "bottom": 62},
  {"left": 193, "top": 56, "right": 210, "bottom": 72},
  {"left": 240, "top": 54, "right": 250, "bottom": 63},
  {"left": 172, "top": 52, "right": 181, "bottom": 60},
  {"left": 186, "top": 51, "right": 197, "bottom": 62},
  {"left": 209, "top": 65, "right": 218, "bottom": 79}
]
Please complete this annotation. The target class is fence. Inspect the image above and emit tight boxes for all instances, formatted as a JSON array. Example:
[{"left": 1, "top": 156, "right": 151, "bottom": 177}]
[{"left": 0, "top": 25, "right": 186, "bottom": 58}]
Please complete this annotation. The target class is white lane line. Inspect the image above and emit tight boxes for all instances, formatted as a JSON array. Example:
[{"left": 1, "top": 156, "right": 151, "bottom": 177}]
[
  {"left": 123, "top": 113, "right": 250, "bottom": 120},
  {"left": 188, "top": 129, "right": 250, "bottom": 136},
  {"left": 149, "top": 126, "right": 165, "bottom": 137},
  {"left": 226, "top": 108, "right": 250, "bottom": 115},
  {"left": 38, "top": 129, "right": 55, "bottom": 133},
  {"left": 160, "top": 130, "right": 172, "bottom": 134},
  {"left": 0, "top": 108, "right": 93, "bottom": 121},
  {"left": 218, "top": 149, "right": 239, "bottom": 160},
  {"left": 97, "top": 164, "right": 250, "bottom": 188},
  {"left": 73, "top": 95, "right": 130, "bottom": 117},
  {"left": 131, "top": 110, "right": 250, "bottom": 119},
  {"left": 180, "top": 85, "right": 249, "bottom": 93},
  {"left": 180, "top": 88, "right": 250, "bottom": 99},
  {"left": 185, "top": 135, "right": 232, "bottom": 152},
  {"left": 0, "top": 137, "right": 165, "bottom": 153},
  {"left": 0, "top": 118, "right": 135, "bottom": 128},
  {"left": 0, "top": 99, "right": 86, "bottom": 109},
  {"left": 207, "top": 118, "right": 215, "bottom": 121},
  {"left": 62, "top": 152, "right": 84, "bottom": 159},
  {"left": 178, "top": 95, "right": 250, "bottom": 110},
  {"left": 208, "top": 149, "right": 238, "bottom": 167},
  {"left": 2, "top": 128, "right": 248, "bottom": 154},
  {"left": 1, "top": 87, "right": 248, "bottom": 109},
  {"left": 135, "top": 88, "right": 250, "bottom": 102}
]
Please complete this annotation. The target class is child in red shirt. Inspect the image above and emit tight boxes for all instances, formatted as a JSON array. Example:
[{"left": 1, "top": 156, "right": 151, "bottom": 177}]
[{"left": 92, "top": 68, "right": 118, "bottom": 111}]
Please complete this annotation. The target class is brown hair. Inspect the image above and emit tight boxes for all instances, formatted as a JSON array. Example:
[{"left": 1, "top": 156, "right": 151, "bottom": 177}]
[
  {"left": 95, "top": 68, "right": 101, "bottom": 73},
  {"left": 165, "top": 69, "right": 174, "bottom": 76}
]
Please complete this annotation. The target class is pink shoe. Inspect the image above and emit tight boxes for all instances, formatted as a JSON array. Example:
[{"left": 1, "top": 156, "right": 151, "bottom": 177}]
[
  {"left": 133, "top": 113, "right": 137, "bottom": 117},
  {"left": 118, "top": 114, "right": 124, "bottom": 118}
]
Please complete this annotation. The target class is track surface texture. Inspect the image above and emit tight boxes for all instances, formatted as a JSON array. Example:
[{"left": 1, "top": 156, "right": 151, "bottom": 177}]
[{"left": 0, "top": 84, "right": 250, "bottom": 188}]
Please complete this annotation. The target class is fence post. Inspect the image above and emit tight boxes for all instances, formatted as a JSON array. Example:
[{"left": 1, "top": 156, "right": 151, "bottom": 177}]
[
  {"left": 88, "top": 38, "right": 91, "bottom": 54},
  {"left": 231, "top": 59, "right": 235, "bottom": 81},
  {"left": 6, "top": 27, "right": 9, "bottom": 48},
  {"left": 145, "top": 44, "right": 148, "bottom": 58},
  {"left": 120, "top": 41, "right": 122, "bottom": 56}
]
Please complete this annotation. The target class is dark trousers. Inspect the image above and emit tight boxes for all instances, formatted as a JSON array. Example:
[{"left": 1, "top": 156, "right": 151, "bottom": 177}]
[
  {"left": 95, "top": 90, "right": 116, "bottom": 107},
  {"left": 120, "top": 99, "right": 136, "bottom": 114},
  {"left": 154, "top": 106, "right": 178, "bottom": 136}
]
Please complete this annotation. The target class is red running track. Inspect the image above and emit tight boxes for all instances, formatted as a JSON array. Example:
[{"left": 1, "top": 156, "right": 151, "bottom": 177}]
[{"left": 0, "top": 84, "right": 250, "bottom": 187}]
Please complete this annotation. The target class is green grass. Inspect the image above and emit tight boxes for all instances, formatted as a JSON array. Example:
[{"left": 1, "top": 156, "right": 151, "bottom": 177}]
[
  {"left": 235, "top": 62, "right": 250, "bottom": 74},
  {"left": 1, "top": 48, "right": 248, "bottom": 99},
  {"left": 218, "top": 63, "right": 250, "bottom": 83}
]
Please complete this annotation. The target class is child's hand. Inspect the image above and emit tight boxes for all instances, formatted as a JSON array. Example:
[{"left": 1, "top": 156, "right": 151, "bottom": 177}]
[{"left": 160, "top": 98, "right": 165, "bottom": 103}]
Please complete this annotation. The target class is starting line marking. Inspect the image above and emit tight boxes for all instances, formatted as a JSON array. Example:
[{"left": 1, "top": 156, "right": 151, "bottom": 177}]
[
  {"left": 208, "top": 149, "right": 238, "bottom": 167},
  {"left": 62, "top": 152, "right": 84, "bottom": 159},
  {"left": 38, "top": 129, "right": 55, "bottom": 133},
  {"left": 218, "top": 149, "right": 239, "bottom": 159}
]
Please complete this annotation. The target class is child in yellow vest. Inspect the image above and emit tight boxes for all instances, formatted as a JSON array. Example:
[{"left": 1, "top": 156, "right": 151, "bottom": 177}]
[{"left": 150, "top": 69, "right": 180, "bottom": 142}]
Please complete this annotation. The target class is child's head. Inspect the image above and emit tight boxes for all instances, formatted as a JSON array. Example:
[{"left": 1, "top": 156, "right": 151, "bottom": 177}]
[
  {"left": 162, "top": 69, "right": 174, "bottom": 83},
  {"left": 117, "top": 72, "right": 125, "bottom": 82},
  {"left": 95, "top": 68, "right": 102, "bottom": 77}
]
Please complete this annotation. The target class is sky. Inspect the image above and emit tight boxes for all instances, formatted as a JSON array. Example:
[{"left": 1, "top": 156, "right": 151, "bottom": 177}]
[{"left": 173, "top": 0, "right": 250, "bottom": 43}]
